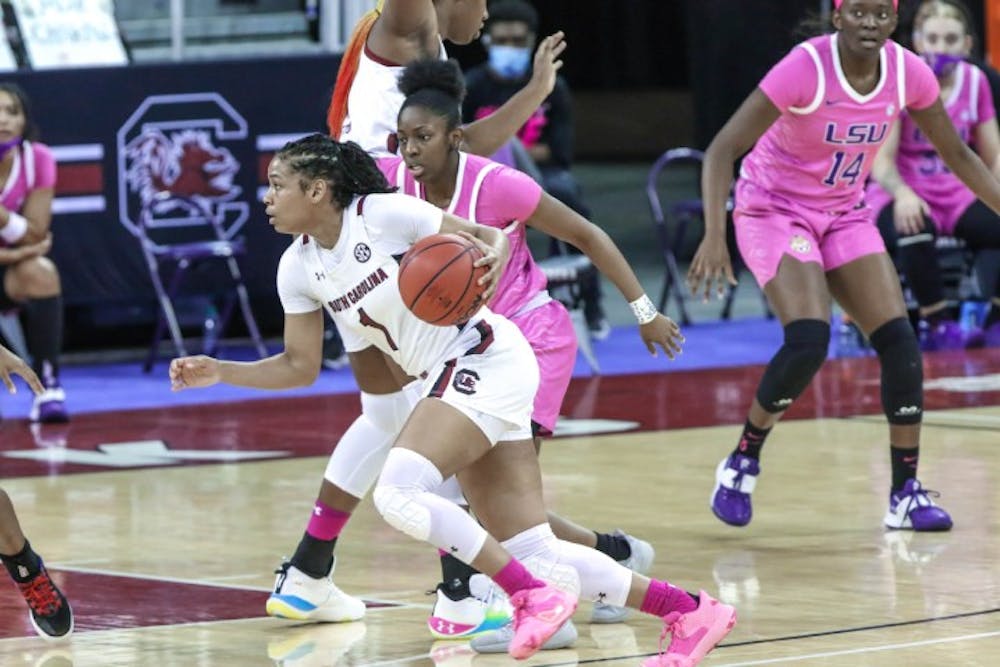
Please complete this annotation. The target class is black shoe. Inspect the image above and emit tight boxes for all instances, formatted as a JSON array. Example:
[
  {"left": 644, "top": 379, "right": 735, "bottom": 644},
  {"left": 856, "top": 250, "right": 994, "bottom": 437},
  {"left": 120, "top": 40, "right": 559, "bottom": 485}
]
[{"left": 18, "top": 563, "right": 73, "bottom": 639}]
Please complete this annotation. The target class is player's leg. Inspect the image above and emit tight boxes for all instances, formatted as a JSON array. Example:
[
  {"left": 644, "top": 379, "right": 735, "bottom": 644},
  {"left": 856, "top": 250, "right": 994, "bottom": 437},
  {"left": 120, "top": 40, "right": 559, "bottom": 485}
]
[
  {"left": 0, "top": 487, "right": 72, "bottom": 639},
  {"left": 374, "top": 398, "right": 577, "bottom": 660},
  {"left": 711, "top": 250, "right": 833, "bottom": 527},
  {"left": 458, "top": 444, "right": 735, "bottom": 662},
  {"left": 827, "top": 249, "right": 952, "bottom": 531},
  {"left": 268, "top": 346, "right": 414, "bottom": 622}
]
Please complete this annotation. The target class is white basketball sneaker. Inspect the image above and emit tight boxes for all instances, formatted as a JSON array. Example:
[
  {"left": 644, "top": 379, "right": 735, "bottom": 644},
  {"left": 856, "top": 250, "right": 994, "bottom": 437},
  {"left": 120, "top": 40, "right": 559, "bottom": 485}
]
[
  {"left": 591, "top": 531, "right": 655, "bottom": 623},
  {"left": 266, "top": 560, "right": 366, "bottom": 622},
  {"left": 427, "top": 573, "right": 512, "bottom": 639}
]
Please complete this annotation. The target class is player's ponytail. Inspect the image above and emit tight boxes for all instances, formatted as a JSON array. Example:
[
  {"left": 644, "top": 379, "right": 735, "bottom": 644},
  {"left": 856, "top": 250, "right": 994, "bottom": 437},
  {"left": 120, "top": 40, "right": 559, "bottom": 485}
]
[
  {"left": 398, "top": 58, "right": 466, "bottom": 130},
  {"left": 327, "top": 0, "right": 385, "bottom": 138}
]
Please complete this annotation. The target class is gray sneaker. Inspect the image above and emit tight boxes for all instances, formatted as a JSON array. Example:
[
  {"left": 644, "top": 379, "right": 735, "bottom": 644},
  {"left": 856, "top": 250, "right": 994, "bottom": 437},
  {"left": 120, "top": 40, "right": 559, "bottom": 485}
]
[
  {"left": 590, "top": 531, "right": 655, "bottom": 623},
  {"left": 469, "top": 617, "right": 578, "bottom": 654}
]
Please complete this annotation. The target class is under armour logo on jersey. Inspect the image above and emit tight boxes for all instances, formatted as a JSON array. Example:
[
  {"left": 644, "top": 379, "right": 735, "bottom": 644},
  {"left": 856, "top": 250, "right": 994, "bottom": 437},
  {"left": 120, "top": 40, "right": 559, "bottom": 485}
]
[
  {"left": 17, "top": 565, "right": 28, "bottom": 578},
  {"left": 315, "top": 272, "right": 325, "bottom": 281},
  {"left": 354, "top": 243, "right": 372, "bottom": 263}
]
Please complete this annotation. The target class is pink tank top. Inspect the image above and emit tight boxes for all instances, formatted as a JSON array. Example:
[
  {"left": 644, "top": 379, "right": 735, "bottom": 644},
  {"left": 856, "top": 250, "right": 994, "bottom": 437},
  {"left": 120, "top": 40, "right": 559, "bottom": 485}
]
[
  {"left": 866, "top": 60, "right": 994, "bottom": 233},
  {"left": 740, "top": 34, "right": 940, "bottom": 213},
  {"left": 378, "top": 152, "right": 546, "bottom": 318},
  {"left": 0, "top": 141, "right": 56, "bottom": 247}
]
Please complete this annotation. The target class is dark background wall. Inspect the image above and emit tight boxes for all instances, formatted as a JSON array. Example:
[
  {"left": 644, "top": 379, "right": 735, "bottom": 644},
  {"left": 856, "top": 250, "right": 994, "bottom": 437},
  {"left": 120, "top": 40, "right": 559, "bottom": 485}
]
[{"left": 447, "top": 0, "right": 989, "bottom": 155}]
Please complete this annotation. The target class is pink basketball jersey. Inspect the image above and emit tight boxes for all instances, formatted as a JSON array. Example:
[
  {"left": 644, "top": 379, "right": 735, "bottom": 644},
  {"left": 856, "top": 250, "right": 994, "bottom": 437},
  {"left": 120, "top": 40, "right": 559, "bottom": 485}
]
[
  {"left": 378, "top": 152, "right": 546, "bottom": 318},
  {"left": 740, "top": 34, "right": 940, "bottom": 213},
  {"left": 867, "top": 60, "right": 994, "bottom": 233}
]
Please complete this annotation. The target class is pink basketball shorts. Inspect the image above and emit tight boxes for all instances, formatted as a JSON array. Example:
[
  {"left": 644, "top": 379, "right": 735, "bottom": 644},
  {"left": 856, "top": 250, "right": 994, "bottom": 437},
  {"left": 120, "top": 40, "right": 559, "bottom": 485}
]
[
  {"left": 734, "top": 180, "right": 886, "bottom": 287},
  {"left": 509, "top": 299, "right": 576, "bottom": 437}
]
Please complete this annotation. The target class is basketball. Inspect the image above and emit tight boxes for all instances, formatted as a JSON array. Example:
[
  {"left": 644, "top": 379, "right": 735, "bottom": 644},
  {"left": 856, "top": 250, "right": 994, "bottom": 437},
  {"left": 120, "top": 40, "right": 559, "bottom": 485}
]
[{"left": 398, "top": 233, "right": 488, "bottom": 326}]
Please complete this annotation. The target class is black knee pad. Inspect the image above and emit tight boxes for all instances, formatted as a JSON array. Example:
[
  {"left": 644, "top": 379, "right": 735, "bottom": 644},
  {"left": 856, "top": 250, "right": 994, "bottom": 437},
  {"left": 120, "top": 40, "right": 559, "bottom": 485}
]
[
  {"left": 870, "top": 317, "right": 923, "bottom": 424},
  {"left": 755, "top": 319, "right": 830, "bottom": 413}
]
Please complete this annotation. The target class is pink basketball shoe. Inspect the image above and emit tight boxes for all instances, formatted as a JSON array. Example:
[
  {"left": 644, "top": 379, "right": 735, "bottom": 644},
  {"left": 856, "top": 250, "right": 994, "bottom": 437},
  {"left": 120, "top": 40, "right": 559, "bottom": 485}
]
[
  {"left": 642, "top": 591, "right": 736, "bottom": 666},
  {"left": 507, "top": 584, "right": 578, "bottom": 660}
]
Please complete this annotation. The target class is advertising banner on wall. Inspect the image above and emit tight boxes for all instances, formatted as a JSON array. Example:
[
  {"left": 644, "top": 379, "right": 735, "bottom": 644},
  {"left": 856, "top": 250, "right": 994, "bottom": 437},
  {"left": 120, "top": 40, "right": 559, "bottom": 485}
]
[
  {"left": 8, "top": 53, "right": 340, "bottom": 333},
  {"left": 10, "top": 0, "right": 128, "bottom": 69}
]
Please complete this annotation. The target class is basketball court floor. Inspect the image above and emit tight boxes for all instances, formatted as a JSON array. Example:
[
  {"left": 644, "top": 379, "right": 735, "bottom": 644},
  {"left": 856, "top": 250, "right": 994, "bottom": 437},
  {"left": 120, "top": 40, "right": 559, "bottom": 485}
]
[{"left": 1, "top": 324, "right": 999, "bottom": 667}]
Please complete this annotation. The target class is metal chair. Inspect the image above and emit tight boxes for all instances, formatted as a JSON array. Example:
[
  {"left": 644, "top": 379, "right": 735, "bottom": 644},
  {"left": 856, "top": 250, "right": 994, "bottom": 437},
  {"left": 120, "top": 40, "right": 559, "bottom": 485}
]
[
  {"left": 132, "top": 193, "right": 267, "bottom": 372},
  {"left": 645, "top": 147, "right": 766, "bottom": 325}
]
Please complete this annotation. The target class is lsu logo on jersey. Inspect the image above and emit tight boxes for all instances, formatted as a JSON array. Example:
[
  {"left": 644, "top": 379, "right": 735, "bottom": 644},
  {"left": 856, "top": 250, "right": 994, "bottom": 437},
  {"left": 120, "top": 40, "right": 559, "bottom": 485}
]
[
  {"left": 823, "top": 122, "right": 888, "bottom": 145},
  {"left": 118, "top": 92, "right": 249, "bottom": 240}
]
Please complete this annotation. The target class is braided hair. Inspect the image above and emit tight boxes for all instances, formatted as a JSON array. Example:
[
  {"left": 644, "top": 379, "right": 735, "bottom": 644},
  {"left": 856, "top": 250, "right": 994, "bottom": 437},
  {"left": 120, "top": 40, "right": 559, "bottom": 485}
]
[
  {"left": 275, "top": 134, "right": 396, "bottom": 209},
  {"left": 397, "top": 58, "right": 466, "bottom": 131}
]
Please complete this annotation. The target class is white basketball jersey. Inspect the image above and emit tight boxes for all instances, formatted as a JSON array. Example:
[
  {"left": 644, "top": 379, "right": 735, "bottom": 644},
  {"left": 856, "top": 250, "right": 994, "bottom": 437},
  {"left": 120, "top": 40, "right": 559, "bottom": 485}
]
[
  {"left": 340, "top": 41, "right": 448, "bottom": 157},
  {"left": 278, "top": 193, "right": 492, "bottom": 377}
]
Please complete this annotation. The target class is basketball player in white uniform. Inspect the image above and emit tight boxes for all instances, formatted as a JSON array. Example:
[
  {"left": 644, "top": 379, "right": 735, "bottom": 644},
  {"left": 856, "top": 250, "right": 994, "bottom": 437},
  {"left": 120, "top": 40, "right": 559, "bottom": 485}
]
[{"left": 171, "top": 135, "right": 736, "bottom": 665}]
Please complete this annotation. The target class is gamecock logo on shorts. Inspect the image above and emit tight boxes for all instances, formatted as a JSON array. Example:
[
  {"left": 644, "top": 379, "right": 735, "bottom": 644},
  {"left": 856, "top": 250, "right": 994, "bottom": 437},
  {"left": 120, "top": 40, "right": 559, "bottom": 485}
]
[
  {"left": 453, "top": 369, "right": 480, "bottom": 395},
  {"left": 117, "top": 92, "right": 249, "bottom": 239}
]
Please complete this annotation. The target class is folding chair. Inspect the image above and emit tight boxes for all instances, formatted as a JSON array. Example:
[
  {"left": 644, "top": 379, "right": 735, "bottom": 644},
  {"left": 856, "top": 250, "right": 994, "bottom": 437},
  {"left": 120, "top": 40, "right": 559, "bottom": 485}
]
[
  {"left": 133, "top": 193, "right": 268, "bottom": 372},
  {"left": 645, "top": 148, "right": 767, "bottom": 325}
]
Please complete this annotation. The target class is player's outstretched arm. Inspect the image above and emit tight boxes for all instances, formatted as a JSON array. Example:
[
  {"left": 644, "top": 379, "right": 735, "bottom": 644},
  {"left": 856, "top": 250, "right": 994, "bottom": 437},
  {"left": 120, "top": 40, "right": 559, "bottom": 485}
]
[
  {"left": 170, "top": 310, "right": 324, "bottom": 391},
  {"left": 525, "top": 193, "right": 683, "bottom": 358},
  {"left": 689, "top": 88, "right": 778, "bottom": 302},
  {"left": 461, "top": 32, "right": 566, "bottom": 157}
]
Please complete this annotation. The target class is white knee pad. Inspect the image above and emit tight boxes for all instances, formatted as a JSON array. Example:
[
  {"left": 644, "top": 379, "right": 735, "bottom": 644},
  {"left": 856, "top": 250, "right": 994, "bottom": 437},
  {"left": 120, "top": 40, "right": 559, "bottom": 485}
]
[
  {"left": 435, "top": 475, "right": 468, "bottom": 506},
  {"left": 373, "top": 448, "right": 443, "bottom": 541},
  {"left": 323, "top": 413, "right": 394, "bottom": 498},
  {"left": 324, "top": 386, "right": 422, "bottom": 498},
  {"left": 361, "top": 383, "right": 421, "bottom": 434},
  {"left": 374, "top": 448, "right": 488, "bottom": 562}
]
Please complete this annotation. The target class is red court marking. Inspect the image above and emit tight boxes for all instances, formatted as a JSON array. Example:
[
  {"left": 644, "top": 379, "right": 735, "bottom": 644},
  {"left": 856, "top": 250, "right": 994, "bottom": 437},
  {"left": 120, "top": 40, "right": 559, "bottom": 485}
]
[
  {"left": 0, "top": 569, "right": 394, "bottom": 638},
  {"left": 1, "top": 350, "right": 998, "bottom": 478}
]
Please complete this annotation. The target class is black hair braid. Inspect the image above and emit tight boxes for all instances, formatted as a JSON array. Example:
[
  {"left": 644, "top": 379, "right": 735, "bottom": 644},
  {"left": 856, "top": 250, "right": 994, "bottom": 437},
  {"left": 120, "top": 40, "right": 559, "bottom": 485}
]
[
  {"left": 398, "top": 58, "right": 465, "bottom": 130},
  {"left": 276, "top": 134, "right": 396, "bottom": 208}
]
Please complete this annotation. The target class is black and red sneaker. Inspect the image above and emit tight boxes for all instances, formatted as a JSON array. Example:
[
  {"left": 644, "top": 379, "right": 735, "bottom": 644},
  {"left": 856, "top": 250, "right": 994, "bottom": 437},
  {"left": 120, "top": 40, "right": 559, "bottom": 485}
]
[{"left": 17, "top": 563, "right": 73, "bottom": 639}]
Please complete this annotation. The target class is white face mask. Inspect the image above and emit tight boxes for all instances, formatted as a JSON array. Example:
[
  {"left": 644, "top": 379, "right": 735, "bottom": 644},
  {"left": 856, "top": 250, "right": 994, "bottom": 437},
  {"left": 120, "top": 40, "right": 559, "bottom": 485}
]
[{"left": 488, "top": 45, "right": 532, "bottom": 79}]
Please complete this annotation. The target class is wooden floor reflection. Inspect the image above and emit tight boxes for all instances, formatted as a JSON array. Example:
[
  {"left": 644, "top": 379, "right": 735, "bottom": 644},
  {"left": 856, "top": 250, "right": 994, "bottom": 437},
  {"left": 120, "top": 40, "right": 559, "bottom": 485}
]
[{"left": 2, "top": 401, "right": 999, "bottom": 666}]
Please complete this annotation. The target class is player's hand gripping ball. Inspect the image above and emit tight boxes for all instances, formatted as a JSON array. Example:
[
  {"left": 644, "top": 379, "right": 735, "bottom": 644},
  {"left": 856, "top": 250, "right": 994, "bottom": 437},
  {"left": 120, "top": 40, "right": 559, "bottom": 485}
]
[{"left": 398, "top": 233, "right": 489, "bottom": 326}]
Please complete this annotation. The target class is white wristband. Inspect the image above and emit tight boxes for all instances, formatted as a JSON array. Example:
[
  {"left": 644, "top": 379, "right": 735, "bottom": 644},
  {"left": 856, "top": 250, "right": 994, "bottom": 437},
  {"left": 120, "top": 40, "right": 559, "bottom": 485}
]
[
  {"left": 0, "top": 212, "right": 28, "bottom": 244},
  {"left": 629, "top": 294, "right": 658, "bottom": 325}
]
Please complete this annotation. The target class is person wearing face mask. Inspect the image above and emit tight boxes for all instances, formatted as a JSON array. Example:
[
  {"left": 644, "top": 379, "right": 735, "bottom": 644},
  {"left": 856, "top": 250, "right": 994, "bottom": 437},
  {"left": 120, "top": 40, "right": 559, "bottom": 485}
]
[
  {"left": 0, "top": 83, "right": 68, "bottom": 423},
  {"left": 867, "top": 0, "right": 1000, "bottom": 349},
  {"left": 462, "top": 0, "right": 611, "bottom": 340}
]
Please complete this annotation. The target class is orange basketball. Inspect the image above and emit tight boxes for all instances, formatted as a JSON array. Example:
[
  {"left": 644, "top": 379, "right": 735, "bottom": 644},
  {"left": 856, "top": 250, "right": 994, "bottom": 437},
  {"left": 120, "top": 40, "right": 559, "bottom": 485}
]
[{"left": 398, "top": 233, "right": 488, "bottom": 326}]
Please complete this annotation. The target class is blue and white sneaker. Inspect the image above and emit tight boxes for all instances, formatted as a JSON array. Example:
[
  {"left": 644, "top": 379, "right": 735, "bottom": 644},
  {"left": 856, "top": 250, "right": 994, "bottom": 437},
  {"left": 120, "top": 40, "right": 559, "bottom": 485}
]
[
  {"left": 266, "top": 560, "right": 365, "bottom": 622},
  {"left": 427, "top": 573, "right": 511, "bottom": 639}
]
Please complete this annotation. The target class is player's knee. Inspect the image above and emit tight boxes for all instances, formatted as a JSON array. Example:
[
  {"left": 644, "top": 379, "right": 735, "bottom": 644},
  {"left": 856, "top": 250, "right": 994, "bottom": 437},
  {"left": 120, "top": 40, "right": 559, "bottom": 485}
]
[
  {"left": 870, "top": 317, "right": 923, "bottom": 424},
  {"left": 373, "top": 448, "right": 441, "bottom": 542},
  {"left": 373, "top": 483, "right": 433, "bottom": 541},
  {"left": 756, "top": 319, "right": 830, "bottom": 412}
]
